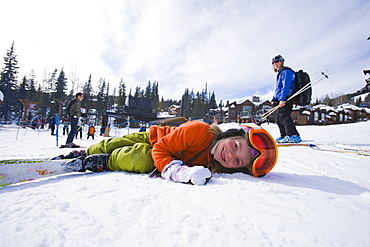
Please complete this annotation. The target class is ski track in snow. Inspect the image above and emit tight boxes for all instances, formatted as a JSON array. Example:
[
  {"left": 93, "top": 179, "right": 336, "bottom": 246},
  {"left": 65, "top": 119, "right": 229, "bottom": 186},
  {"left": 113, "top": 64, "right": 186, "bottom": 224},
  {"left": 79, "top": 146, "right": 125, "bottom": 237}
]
[{"left": 1, "top": 122, "right": 370, "bottom": 247}]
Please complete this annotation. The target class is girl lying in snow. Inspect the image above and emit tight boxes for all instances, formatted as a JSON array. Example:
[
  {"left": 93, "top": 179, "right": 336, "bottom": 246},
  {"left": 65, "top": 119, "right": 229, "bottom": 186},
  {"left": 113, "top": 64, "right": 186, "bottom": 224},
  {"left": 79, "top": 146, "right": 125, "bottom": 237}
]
[{"left": 62, "top": 121, "right": 278, "bottom": 185}]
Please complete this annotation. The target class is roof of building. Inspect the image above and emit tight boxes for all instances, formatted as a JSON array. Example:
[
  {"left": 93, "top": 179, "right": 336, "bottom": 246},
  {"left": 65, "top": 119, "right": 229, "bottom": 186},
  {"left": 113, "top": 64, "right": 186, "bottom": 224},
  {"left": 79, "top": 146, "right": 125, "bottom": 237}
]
[{"left": 228, "top": 95, "right": 271, "bottom": 106}]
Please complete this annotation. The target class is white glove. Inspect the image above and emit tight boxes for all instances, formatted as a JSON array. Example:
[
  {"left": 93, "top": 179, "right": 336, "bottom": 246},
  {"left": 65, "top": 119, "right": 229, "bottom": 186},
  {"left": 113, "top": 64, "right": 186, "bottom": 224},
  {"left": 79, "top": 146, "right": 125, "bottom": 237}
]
[{"left": 161, "top": 160, "right": 212, "bottom": 185}]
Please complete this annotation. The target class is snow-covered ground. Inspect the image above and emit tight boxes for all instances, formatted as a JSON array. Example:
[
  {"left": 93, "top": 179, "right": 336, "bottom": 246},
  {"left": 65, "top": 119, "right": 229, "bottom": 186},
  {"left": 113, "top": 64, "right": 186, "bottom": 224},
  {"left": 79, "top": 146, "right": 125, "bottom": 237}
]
[{"left": 0, "top": 122, "right": 369, "bottom": 247}]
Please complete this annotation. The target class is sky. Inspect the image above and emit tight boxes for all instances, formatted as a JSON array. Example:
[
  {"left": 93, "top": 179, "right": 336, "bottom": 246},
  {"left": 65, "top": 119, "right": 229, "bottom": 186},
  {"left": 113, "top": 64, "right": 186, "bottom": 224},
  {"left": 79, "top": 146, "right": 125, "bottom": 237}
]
[{"left": 1, "top": 0, "right": 370, "bottom": 104}]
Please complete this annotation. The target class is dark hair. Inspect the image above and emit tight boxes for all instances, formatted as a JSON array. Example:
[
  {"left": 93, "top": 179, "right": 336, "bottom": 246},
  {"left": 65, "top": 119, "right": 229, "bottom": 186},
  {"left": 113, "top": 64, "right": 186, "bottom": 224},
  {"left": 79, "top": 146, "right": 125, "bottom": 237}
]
[{"left": 75, "top": 92, "right": 83, "bottom": 98}]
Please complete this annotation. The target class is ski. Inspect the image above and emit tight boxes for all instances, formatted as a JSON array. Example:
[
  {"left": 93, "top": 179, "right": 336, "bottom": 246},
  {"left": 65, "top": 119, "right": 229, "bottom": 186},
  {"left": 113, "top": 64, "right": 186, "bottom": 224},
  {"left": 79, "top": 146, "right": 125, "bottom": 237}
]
[
  {"left": 0, "top": 158, "right": 70, "bottom": 187},
  {"left": 309, "top": 144, "right": 370, "bottom": 156},
  {"left": 277, "top": 143, "right": 312, "bottom": 147},
  {"left": 60, "top": 144, "right": 84, "bottom": 148},
  {"left": 0, "top": 159, "right": 48, "bottom": 165},
  {"left": 332, "top": 144, "right": 370, "bottom": 154},
  {"left": 277, "top": 143, "right": 370, "bottom": 156}
]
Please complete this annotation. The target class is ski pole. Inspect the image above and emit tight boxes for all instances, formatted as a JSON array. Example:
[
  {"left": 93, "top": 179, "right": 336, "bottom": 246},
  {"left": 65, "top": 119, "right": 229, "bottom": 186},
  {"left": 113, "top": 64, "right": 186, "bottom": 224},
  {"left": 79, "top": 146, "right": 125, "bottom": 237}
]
[
  {"left": 261, "top": 105, "right": 279, "bottom": 117},
  {"left": 261, "top": 71, "right": 330, "bottom": 120},
  {"left": 55, "top": 115, "right": 59, "bottom": 147},
  {"left": 286, "top": 72, "right": 330, "bottom": 102},
  {"left": 289, "top": 70, "right": 328, "bottom": 99}
]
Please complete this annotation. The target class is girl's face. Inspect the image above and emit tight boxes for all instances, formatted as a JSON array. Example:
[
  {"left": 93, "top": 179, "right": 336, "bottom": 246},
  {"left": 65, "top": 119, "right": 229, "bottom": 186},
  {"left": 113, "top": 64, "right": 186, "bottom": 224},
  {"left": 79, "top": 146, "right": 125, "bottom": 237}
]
[{"left": 213, "top": 137, "right": 251, "bottom": 169}]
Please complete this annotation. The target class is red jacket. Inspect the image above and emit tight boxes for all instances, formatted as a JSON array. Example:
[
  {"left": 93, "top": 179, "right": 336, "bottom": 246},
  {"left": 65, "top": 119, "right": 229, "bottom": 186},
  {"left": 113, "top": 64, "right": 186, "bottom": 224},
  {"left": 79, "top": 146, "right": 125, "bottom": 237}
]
[{"left": 150, "top": 121, "right": 216, "bottom": 172}]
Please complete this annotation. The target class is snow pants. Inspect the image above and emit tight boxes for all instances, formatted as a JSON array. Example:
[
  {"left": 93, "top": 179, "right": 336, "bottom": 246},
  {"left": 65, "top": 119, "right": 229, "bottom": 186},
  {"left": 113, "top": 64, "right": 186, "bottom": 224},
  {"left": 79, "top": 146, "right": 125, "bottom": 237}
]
[
  {"left": 66, "top": 118, "right": 78, "bottom": 144},
  {"left": 275, "top": 101, "right": 300, "bottom": 137},
  {"left": 86, "top": 132, "right": 154, "bottom": 174}
]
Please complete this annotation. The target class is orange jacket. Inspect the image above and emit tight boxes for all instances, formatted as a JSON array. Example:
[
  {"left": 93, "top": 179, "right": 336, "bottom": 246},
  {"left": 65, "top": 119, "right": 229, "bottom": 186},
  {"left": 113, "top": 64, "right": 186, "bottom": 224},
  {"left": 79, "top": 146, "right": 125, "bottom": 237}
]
[
  {"left": 150, "top": 121, "right": 216, "bottom": 172},
  {"left": 88, "top": 126, "right": 95, "bottom": 134}
]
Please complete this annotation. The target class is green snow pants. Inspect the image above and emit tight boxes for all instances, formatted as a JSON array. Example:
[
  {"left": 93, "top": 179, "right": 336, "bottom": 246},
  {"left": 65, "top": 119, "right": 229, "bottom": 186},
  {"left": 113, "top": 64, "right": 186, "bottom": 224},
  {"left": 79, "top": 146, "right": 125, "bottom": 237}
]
[{"left": 86, "top": 132, "right": 154, "bottom": 173}]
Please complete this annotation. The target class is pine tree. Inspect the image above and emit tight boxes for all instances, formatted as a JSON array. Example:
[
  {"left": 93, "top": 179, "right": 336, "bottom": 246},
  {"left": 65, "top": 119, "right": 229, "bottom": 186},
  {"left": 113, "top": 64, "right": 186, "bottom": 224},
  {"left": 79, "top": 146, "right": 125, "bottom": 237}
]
[
  {"left": 106, "top": 82, "right": 114, "bottom": 111},
  {"left": 96, "top": 78, "right": 107, "bottom": 115},
  {"left": 134, "top": 86, "right": 144, "bottom": 98},
  {"left": 116, "top": 78, "right": 126, "bottom": 114},
  {"left": 82, "top": 74, "right": 93, "bottom": 115},
  {"left": 151, "top": 81, "right": 159, "bottom": 112},
  {"left": 19, "top": 76, "right": 29, "bottom": 100},
  {"left": 192, "top": 92, "right": 203, "bottom": 119},
  {"left": 200, "top": 85, "right": 208, "bottom": 116},
  {"left": 181, "top": 88, "right": 193, "bottom": 118},
  {"left": 51, "top": 69, "right": 67, "bottom": 117},
  {"left": 158, "top": 96, "right": 165, "bottom": 111},
  {"left": 111, "top": 87, "right": 116, "bottom": 112},
  {"left": 16, "top": 76, "right": 29, "bottom": 120},
  {"left": 209, "top": 91, "right": 217, "bottom": 109},
  {"left": 43, "top": 69, "right": 58, "bottom": 118},
  {"left": 145, "top": 80, "right": 151, "bottom": 99},
  {"left": 55, "top": 69, "right": 67, "bottom": 100},
  {"left": 0, "top": 41, "right": 19, "bottom": 121},
  {"left": 36, "top": 84, "right": 48, "bottom": 117},
  {"left": 46, "top": 69, "right": 58, "bottom": 93},
  {"left": 28, "top": 71, "right": 37, "bottom": 101}
]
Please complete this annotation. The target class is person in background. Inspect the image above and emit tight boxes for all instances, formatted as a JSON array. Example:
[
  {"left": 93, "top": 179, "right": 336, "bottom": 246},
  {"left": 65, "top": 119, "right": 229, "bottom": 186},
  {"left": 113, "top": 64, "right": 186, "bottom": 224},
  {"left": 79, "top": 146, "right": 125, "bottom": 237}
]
[
  {"left": 62, "top": 116, "right": 69, "bottom": 135},
  {"left": 62, "top": 121, "right": 278, "bottom": 185},
  {"left": 49, "top": 115, "right": 56, "bottom": 135},
  {"left": 30, "top": 116, "right": 39, "bottom": 129},
  {"left": 271, "top": 55, "right": 301, "bottom": 143},
  {"left": 104, "top": 123, "right": 111, "bottom": 137},
  {"left": 65, "top": 93, "right": 84, "bottom": 147},
  {"left": 75, "top": 118, "right": 83, "bottom": 140},
  {"left": 87, "top": 123, "right": 95, "bottom": 140},
  {"left": 40, "top": 117, "right": 46, "bottom": 129},
  {"left": 100, "top": 126, "right": 105, "bottom": 136}
]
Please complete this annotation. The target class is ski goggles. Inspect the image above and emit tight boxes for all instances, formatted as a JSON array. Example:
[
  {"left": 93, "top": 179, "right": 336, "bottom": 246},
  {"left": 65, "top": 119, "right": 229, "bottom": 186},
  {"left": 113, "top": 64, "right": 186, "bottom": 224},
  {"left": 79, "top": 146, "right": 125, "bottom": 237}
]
[{"left": 241, "top": 124, "right": 278, "bottom": 177}]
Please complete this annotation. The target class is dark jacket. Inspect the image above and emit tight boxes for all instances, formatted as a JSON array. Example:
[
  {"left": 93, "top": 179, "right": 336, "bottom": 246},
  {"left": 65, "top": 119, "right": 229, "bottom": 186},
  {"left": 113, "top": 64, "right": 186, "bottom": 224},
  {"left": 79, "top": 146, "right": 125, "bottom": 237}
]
[{"left": 67, "top": 99, "right": 81, "bottom": 119}]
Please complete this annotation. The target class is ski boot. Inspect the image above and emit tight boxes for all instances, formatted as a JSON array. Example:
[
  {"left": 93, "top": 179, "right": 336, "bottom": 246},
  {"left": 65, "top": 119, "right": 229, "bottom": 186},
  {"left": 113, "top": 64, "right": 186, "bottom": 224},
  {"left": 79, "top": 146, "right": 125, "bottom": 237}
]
[
  {"left": 278, "top": 135, "right": 302, "bottom": 143},
  {"left": 62, "top": 156, "right": 86, "bottom": 172},
  {"left": 64, "top": 150, "right": 86, "bottom": 159},
  {"left": 60, "top": 143, "right": 81, "bottom": 148},
  {"left": 51, "top": 150, "right": 86, "bottom": 160},
  {"left": 275, "top": 136, "right": 284, "bottom": 142},
  {"left": 83, "top": 153, "right": 110, "bottom": 172}
]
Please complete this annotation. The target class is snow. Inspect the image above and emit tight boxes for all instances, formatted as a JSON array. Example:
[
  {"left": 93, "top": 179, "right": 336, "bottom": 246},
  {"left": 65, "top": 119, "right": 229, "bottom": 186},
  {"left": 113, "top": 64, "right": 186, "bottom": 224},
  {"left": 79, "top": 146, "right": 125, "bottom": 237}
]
[
  {"left": 337, "top": 103, "right": 362, "bottom": 111},
  {"left": 353, "top": 92, "right": 369, "bottom": 102},
  {"left": 157, "top": 111, "right": 173, "bottom": 118},
  {"left": 229, "top": 95, "right": 271, "bottom": 105},
  {"left": 313, "top": 104, "right": 337, "bottom": 112},
  {"left": 1, "top": 122, "right": 370, "bottom": 247}
]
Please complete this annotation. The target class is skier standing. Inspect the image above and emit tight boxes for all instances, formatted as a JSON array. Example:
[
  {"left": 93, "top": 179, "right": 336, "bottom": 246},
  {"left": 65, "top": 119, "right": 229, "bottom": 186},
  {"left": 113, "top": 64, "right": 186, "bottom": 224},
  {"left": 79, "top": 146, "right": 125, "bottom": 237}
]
[
  {"left": 271, "top": 55, "right": 301, "bottom": 143},
  {"left": 65, "top": 93, "right": 84, "bottom": 147}
]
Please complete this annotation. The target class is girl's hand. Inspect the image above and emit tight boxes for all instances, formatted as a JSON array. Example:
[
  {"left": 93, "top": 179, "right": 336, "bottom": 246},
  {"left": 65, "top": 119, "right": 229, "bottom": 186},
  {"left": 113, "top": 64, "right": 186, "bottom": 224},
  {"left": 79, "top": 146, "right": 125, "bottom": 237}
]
[{"left": 162, "top": 160, "right": 212, "bottom": 185}]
